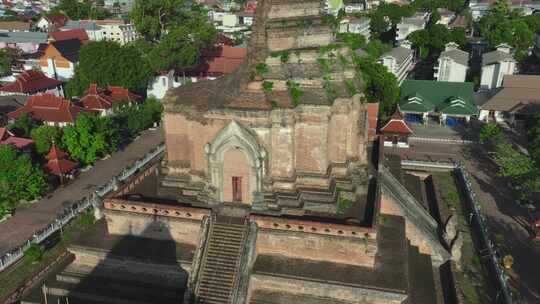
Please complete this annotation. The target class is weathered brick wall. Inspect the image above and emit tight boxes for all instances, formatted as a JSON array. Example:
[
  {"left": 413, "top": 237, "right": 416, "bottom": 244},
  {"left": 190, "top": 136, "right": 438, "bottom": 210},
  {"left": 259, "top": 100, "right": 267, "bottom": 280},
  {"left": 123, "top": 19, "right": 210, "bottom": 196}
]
[
  {"left": 267, "top": 0, "right": 321, "bottom": 19},
  {"left": 104, "top": 210, "right": 203, "bottom": 246},
  {"left": 247, "top": 274, "right": 406, "bottom": 304},
  {"left": 255, "top": 229, "right": 376, "bottom": 267},
  {"left": 68, "top": 246, "right": 191, "bottom": 278},
  {"left": 380, "top": 193, "right": 435, "bottom": 256},
  {"left": 163, "top": 98, "right": 367, "bottom": 191}
]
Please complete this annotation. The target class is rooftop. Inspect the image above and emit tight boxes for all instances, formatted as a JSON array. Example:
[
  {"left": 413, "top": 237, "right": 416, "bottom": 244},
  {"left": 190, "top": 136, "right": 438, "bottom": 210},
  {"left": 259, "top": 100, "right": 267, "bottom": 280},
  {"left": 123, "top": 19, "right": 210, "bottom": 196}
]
[
  {"left": 481, "top": 75, "right": 540, "bottom": 112},
  {"left": 399, "top": 80, "right": 478, "bottom": 116},
  {"left": 0, "top": 127, "right": 34, "bottom": 149},
  {"left": 61, "top": 20, "right": 103, "bottom": 31},
  {"left": 0, "top": 70, "right": 62, "bottom": 94},
  {"left": 482, "top": 48, "right": 515, "bottom": 65},
  {"left": 0, "top": 21, "right": 30, "bottom": 31},
  {"left": 80, "top": 84, "right": 142, "bottom": 111},
  {"left": 7, "top": 93, "right": 89, "bottom": 124},
  {"left": 49, "top": 29, "right": 89, "bottom": 43},
  {"left": 0, "top": 31, "right": 47, "bottom": 44},
  {"left": 47, "top": 38, "right": 82, "bottom": 63},
  {"left": 440, "top": 48, "right": 469, "bottom": 66},
  {"left": 383, "top": 47, "right": 413, "bottom": 65}
]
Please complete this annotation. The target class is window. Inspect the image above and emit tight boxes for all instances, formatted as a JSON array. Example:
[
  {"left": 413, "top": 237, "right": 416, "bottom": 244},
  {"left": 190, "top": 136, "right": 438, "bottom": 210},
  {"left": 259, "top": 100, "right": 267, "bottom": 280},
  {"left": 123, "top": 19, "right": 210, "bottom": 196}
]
[{"left": 232, "top": 176, "right": 242, "bottom": 202}]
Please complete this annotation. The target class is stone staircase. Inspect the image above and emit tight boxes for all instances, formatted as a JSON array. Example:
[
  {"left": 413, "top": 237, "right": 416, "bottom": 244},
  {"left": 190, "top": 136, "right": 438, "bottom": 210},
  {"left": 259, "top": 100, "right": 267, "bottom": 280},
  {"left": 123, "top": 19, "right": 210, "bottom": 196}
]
[{"left": 196, "top": 215, "right": 248, "bottom": 304}]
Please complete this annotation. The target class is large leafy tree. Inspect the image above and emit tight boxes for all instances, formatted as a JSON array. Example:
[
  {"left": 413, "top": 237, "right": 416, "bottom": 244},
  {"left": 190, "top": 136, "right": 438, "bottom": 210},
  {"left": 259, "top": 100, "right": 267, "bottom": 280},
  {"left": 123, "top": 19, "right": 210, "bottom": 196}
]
[
  {"left": 130, "top": 0, "right": 217, "bottom": 72},
  {"left": 355, "top": 57, "right": 399, "bottom": 115},
  {"left": 65, "top": 41, "right": 152, "bottom": 97},
  {"left": 52, "top": 0, "right": 110, "bottom": 20},
  {"left": 527, "top": 113, "right": 540, "bottom": 162},
  {"left": 30, "top": 125, "right": 62, "bottom": 155},
  {"left": 0, "top": 146, "right": 48, "bottom": 215},
  {"left": 8, "top": 113, "right": 39, "bottom": 138},
  {"left": 61, "top": 113, "right": 118, "bottom": 165},
  {"left": 113, "top": 97, "right": 163, "bottom": 139},
  {"left": 0, "top": 48, "right": 17, "bottom": 76},
  {"left": 478, "top": 0, "right": 537, "bottom": 62}
]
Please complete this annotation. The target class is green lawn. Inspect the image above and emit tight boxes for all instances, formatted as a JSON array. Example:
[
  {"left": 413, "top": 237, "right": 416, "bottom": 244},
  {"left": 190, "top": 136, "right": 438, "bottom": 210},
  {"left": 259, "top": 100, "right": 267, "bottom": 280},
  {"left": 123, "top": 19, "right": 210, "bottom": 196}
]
[
  {"left": 0, "top": 210, "right": 95, "bottom": 300},
  {"left": 433, "top": 172, "right": 491, "bottom": 304}
]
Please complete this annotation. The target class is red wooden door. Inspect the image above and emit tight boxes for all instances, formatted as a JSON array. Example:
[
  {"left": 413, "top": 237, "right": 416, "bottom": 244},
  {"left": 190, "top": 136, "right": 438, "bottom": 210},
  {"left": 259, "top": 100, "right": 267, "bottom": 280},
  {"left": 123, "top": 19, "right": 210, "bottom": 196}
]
[{"left": 232, "top": 176, "right": 242, "bottom": 202}]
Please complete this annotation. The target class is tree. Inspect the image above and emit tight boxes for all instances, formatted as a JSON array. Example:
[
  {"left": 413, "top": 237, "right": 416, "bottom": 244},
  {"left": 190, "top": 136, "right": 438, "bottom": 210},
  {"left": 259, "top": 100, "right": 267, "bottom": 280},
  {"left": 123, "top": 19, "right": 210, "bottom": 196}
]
[
  {"left": 494, "top": 140, "right": 536, "bottom": 181},
  {"left": 0, "top": 146, "right": 47, "bottom": 216},
  {"left": 112, "top": 97, "right": 163, "bottom": 139},
  {"left": 527, "top": 113, "right": 540, "bottom": 162},
  {"left": 369, "top": 11, "right": 390, "bottom": 40},
  {"left": 61, "top": 113, "right": 118, "bottom": 165},
  {"left": 65, "top": 41, "right": 152, "bottom": 97},
  {"left": 53, "top": 0, "right": 110, "bottom": 20},
  {"left": 355, "top": 57, "right": 399, "bottom": 115},
  {"left": 478, "top": 1, "right": 536, "bottom": 63},
  {"left": 511, "top": 20, "right": 534, "bottom": 62},
  {"left": 450, "top": 28, "right": 467, "bottom": 48},
  {"left": 0, "top": 48, "right": 17, "bottom": 76},
  {"left": 146, "top": 26, "right": 213, "bottom": 72},
  {"left": 363, "top": 39, "right": 392, "bottom": 58},
  {"left": 8, "top": 113, "right": 38, "bottom": 138},
  {"left": 30, "top": 125, "right": 62, "bottom": 155},
  {"left": 130, "top": 0, "right": 217, "bottom": 72},
  {"left": 479, "top": 123, "right": 502, "bottom": 144},
  {"left": 54, "top": 0, "right": 91, "bottom": 20}
]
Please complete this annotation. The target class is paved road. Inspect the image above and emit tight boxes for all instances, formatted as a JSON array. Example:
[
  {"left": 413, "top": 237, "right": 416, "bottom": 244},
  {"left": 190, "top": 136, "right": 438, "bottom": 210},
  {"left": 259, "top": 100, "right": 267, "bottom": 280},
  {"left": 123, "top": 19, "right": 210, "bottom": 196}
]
[
  {"left": 386, "top": 140, "right": 540, "bottom": 303},
  {"left": 0, "top": 128, "right": 164, "bottom": 256}
]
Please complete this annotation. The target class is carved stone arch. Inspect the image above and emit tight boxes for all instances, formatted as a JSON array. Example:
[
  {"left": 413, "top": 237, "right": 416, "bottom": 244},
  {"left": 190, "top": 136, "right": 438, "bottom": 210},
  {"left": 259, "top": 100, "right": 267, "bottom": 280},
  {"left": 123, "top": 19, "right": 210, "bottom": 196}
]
[{"left": 205, "top": 120, "right": 266, "bottom": 203}]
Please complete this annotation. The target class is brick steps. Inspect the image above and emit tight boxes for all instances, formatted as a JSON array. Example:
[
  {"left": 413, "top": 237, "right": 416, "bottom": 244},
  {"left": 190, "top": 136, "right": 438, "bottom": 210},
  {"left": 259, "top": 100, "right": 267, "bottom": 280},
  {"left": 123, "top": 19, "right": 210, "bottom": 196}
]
[{"left": 196, "top": 216, "right": 248, "bottom": 304}]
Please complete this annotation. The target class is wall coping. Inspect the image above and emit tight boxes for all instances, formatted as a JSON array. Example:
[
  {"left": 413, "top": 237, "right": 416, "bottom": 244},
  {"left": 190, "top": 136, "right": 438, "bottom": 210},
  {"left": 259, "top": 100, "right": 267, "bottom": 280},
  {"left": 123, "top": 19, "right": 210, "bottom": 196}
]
[
  {"left": 250, "top": 214, "right": 377, "bottom": 240},
  {"left": 104, "top": 199, "right": 210, "bottom": 221}
]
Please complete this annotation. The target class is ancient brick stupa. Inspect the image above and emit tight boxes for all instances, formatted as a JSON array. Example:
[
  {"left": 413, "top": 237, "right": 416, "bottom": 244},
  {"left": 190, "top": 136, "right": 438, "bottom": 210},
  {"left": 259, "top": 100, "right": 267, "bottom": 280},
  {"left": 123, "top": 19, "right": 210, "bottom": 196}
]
[{"left": 26, "top": 1, "right": 452, "bottom": 303}]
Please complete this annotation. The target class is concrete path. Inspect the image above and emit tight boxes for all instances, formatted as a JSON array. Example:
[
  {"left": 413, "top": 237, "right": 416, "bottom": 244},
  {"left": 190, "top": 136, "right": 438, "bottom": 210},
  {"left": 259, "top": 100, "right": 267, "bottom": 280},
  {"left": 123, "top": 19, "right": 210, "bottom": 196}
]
[{"left": 0, "top": 128, "right": 164, "bottom": 256}]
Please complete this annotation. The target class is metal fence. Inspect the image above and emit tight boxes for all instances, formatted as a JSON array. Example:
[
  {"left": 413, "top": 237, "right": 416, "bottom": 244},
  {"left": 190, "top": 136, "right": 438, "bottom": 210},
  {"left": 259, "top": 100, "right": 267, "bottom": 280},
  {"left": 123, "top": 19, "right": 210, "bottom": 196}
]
[
  {"left": 401, "top": 159, "right": 515, "bottom": 303},
  {"left": 0, "top": 143, "right": 166, "bottom": 273},
  {"left": 455, "top": 164, "right": 514, "bottom": 304}
]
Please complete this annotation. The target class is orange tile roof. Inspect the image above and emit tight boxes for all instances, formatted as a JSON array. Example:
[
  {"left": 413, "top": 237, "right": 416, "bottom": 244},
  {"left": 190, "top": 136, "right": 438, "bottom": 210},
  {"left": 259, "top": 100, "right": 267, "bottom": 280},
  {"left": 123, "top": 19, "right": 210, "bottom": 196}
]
[
  {"left": 381, "top": 111, "right": 413, "bottom": 134},
  {"left": 49, "top": 29, "right": 89, "bottom": 43},
  {"left": 367, "top": 103, "right": 379, "bottom": 141},
  {"left": 7, "top": 93, "right": 89, "bottom": 124},
  {"left": 0, "top": 70, "right": 63, "bottom": 94}
]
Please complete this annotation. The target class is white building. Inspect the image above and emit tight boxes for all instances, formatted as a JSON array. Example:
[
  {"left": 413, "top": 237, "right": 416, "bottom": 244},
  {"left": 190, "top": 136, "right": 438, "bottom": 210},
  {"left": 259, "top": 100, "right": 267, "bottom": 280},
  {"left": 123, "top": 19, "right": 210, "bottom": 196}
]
[
  {"left": 147, "top": 71, "right": 185, "bottom": 100},
  {"left": 479, "top": 75, "right": 540, "bottom": 126},
  {"left": 344, "top": 3, "right": 366, "bottom": 13},
  {"left": 434, "top": 42, "right": 469, "bottom": 83},
  {"left": 436, "top": 8, "right": 455, "bottom": 26},
  {"left": 480, "top": 44, "right": 516, "bottom": 91},
  {"left": 325, "top": 0, "right": 344, "bottom": 16},
  {"left": 396, "top": 12, "right": 429, "bottom": 42},
  {"left": 469, "top": 0, "right": 534, "bottom": 20},
  {"left": 101, "top": 23, "right": 137, "bottom": 45},
  {"left": 338, "top": 16, "right": 370, "bottom": 41},
  {"left": 379, "top": 41, "right": 414, "bottom": 85}
]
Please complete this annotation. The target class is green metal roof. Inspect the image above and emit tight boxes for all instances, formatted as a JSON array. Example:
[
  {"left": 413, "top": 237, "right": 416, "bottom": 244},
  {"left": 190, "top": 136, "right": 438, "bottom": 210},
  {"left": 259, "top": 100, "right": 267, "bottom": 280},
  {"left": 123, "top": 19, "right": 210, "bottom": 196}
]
[{"left": 399, "top": 80, "right": 478, "bottom": 116}]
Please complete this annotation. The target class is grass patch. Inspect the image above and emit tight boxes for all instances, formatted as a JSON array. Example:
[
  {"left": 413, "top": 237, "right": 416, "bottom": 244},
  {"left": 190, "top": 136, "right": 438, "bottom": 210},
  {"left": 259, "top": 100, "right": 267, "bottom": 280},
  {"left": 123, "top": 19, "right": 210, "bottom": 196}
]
[
  {"left": 336, "top": 192, "right": 353, "bottom": 215},
  {"left": 0, "top": 209, "right": 95, "bottom": 299},
  {"left": 433, "top": 172, "right": 491, "bottom": 304}
]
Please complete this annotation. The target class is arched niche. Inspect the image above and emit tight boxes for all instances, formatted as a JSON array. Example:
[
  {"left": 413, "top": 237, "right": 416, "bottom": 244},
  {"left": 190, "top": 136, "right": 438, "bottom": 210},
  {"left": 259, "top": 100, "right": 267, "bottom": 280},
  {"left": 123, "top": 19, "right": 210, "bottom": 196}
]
[{"left": 205, "top": 120, "right": 266, "bottom": 204}]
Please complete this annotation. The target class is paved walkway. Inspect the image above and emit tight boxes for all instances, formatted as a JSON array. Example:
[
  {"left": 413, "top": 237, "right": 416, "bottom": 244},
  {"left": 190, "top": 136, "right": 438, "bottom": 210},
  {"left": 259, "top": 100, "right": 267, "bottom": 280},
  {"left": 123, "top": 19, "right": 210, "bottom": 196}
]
[
  {"left": 386, "top": 141, "right": 540, "bottom": 303},
  {"left": 464, "top": 145, "right": 540, "bottom": 303},
  {"left": 0, "top": 128, "right": 164, "bottom": 256}
]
